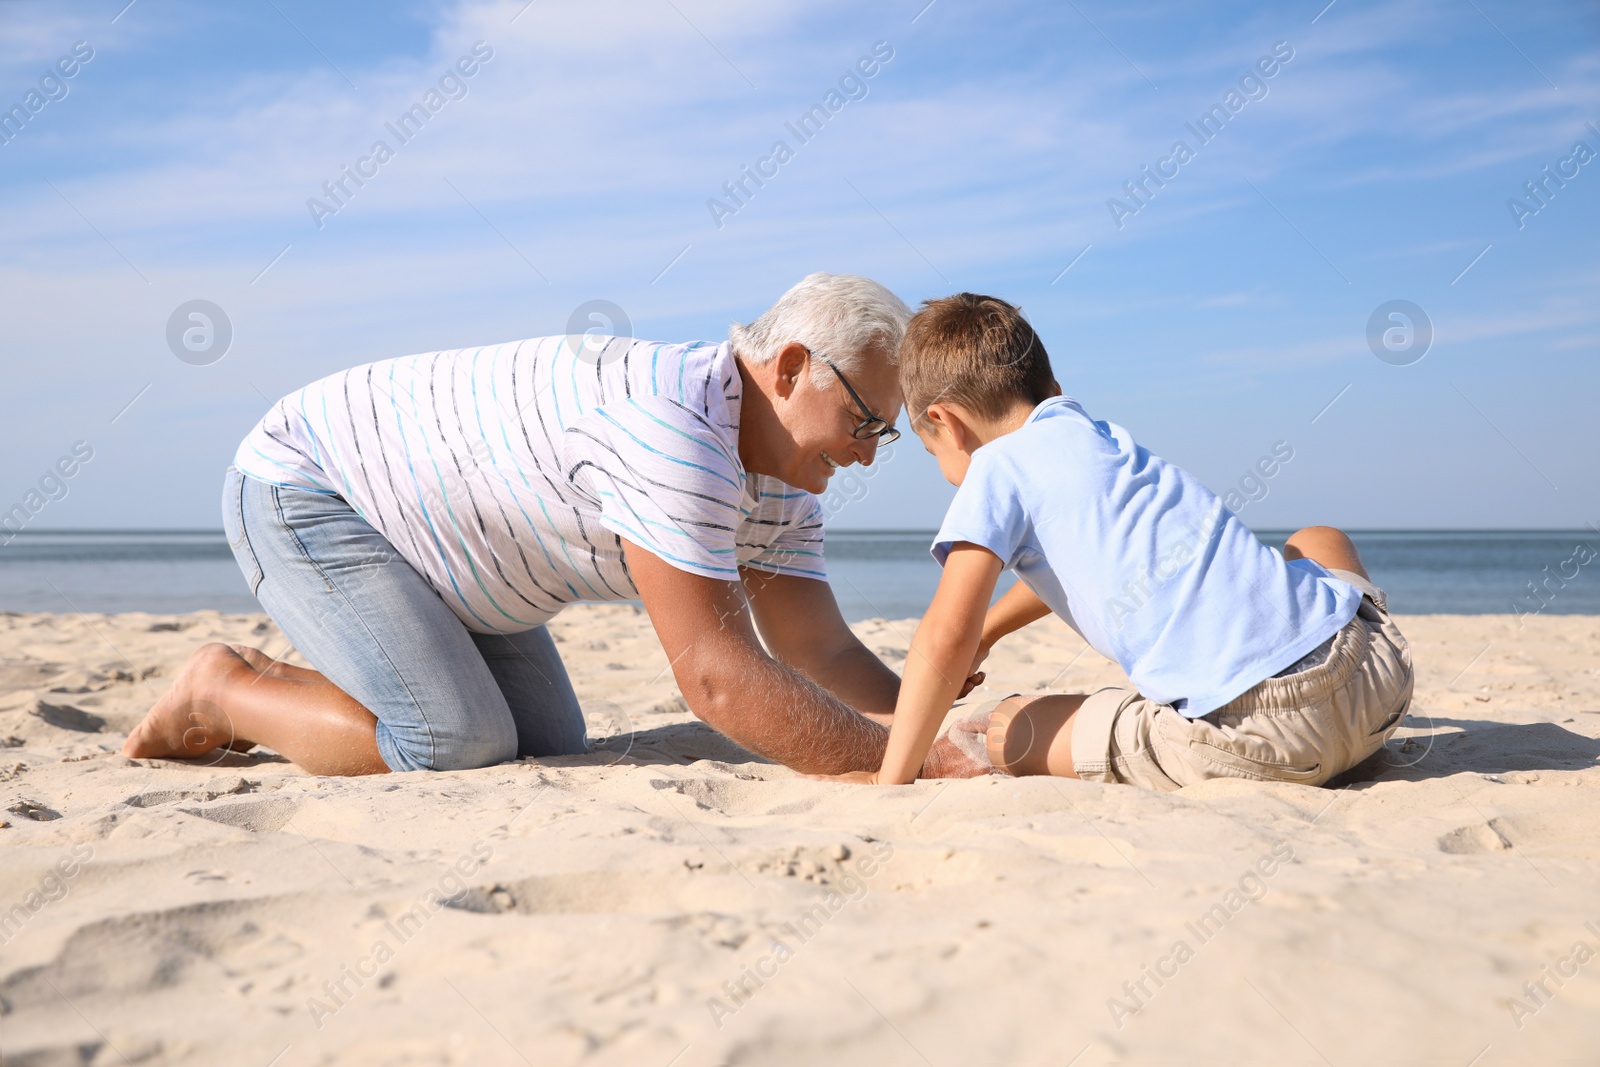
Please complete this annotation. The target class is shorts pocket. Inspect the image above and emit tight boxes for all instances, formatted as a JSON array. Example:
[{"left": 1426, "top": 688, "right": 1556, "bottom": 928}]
[
  {"left": 1366, "top": 697, "right": 1410, "bottom": 739},
  {"left": 222, "top": 469, "right": 264, "bottom": 596},
  {"left": 1190, "top": 741, "right": 1323, "bottom": 783},
  {"left": 1164, "top": 713, "right": 1323, "bottom": 783}
]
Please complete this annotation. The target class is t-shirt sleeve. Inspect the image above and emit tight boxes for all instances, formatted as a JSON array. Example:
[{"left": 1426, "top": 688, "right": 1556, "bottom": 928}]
[
  {"left": 561, "top": 396, "right": 745, "bottom": 582},
  {"left": 931, "top": 450, "right": 1031, "bottom": 569},
  {"left": 738, "top": 475, "right": 827, "bottom": 580}
]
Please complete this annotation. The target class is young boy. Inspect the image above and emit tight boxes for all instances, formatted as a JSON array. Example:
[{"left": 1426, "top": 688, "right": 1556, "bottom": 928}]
[{"left": 833, "top": 293, "right": 1413, "bottom": 791}]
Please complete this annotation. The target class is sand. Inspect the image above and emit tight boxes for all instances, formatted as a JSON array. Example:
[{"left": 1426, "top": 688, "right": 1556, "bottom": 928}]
[{"left": 2, "top": 605, "right": 1598, "bottom": 1065}]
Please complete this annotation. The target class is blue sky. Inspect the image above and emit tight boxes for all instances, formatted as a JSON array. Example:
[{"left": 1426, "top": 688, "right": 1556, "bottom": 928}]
[{"left": 1, "top": 0, "right": 1596, "bottom": 532}]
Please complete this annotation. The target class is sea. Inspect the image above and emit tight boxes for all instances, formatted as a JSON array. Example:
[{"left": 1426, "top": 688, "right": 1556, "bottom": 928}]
[{"left": 0, "top": 529, "right": 1596, "bottom": 623}]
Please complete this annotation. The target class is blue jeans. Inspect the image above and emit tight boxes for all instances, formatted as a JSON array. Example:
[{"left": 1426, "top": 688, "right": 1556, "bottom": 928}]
[{"left": 221, "top": 468, "right": 587, "bottom": 771}]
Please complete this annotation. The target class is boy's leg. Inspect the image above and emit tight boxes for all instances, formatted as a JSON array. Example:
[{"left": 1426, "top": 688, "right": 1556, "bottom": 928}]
[
  {"left": 985, "top": 528, "right": 1377, "bottom": 783},
  {"left": 987, "top": 693, "right": 1089, "bottom": 777},
  {"left": 1282, "top": 525, "right": 1368, "bottom": 579}
]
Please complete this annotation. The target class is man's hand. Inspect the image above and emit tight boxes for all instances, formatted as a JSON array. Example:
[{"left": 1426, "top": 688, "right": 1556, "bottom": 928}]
[
  {"left": 622, "top": 539, "right": 891, "bottom": 775},
  {"left": 809, "top": 730, "right": 990, "bottom": 782},
  {"left": 921, "top": 722, "right": 992, "bottom": 779},
  {"left": 802, "top": 769, "right": 885, "bottom": 784}
]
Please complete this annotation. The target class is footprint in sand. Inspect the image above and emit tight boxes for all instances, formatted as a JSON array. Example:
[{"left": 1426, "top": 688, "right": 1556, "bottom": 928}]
[{"left": 1437, "top": 819, "right": 1514, "bottom": 854}]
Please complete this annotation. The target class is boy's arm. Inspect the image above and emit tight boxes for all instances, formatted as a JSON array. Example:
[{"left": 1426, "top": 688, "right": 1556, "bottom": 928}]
[
  {"left": 977, "top": 579, "right": 1053, "bottom": 655},
  {"left": 815, "top": 543, "right": 1003, "bottom": 785}
]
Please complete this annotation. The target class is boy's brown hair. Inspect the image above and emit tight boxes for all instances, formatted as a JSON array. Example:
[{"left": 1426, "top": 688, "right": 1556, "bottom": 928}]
[{"left": 898, "top": 293, "right": 1057, "bottom": 427}]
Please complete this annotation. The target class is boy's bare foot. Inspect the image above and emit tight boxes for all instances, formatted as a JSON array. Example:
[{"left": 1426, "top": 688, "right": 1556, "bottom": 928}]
[{"left": 123, "top": 643, "right": 251, "bottom": 760}]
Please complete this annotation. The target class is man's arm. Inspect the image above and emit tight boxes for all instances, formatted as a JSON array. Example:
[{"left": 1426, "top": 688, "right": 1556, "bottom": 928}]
[
  {"left": 820, "top": 544, "right": 1004, "bottom": 784},
  {"left": 739, "top": 569, "right": 900, "bottom": 719},
  {"left": 624, "top": 539, "right": 891, "bottom": 774}
]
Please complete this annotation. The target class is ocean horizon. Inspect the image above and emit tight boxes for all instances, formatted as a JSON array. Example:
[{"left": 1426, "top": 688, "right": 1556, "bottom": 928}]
[{"left": 2, "top": 527, "right": 1595, "bottom": 623}]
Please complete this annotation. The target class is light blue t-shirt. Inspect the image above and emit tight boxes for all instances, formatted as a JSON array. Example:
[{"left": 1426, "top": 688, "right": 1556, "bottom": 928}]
[{"left": 932, "top": 396, "right": 1362, "bottom": 717}]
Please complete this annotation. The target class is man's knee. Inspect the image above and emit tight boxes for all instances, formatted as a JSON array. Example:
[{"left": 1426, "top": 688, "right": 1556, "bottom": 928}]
[{"left": 381, "top": 717, "right": 518, "bottom": 772}]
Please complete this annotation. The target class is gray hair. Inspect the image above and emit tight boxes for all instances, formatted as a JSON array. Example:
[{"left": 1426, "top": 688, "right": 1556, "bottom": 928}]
[{"left": 729, "top": 273, "right": 911, "bottom": 384}]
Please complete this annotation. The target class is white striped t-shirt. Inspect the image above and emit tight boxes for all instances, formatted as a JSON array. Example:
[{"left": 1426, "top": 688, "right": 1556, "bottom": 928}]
[{"left": 233, "top": 336, "right": 826, "bottom": 634}]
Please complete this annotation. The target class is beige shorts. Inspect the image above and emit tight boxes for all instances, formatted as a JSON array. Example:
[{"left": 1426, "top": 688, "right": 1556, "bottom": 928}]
[{"left": 1069, "top": 569, "right": 1414, "bottom": 791}]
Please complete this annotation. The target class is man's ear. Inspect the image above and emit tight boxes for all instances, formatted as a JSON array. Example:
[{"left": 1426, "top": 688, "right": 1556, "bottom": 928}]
[{"left": 772, "top": 342, "right": 811, "bottom": 400}]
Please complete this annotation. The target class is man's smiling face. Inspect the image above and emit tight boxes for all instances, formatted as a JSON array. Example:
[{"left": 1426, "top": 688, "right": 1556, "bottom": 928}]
[{"left": 778, "top": 345, "right": 902, "bottom": 494}]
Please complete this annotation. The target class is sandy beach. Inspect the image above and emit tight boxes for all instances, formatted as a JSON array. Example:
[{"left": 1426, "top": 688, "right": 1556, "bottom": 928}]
[{"left": 2, "top": 605, "right": 1598, "bottom": 1065}]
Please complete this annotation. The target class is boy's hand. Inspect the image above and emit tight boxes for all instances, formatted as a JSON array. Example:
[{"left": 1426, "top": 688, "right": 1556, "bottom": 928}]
[{"left": 955, "top": 643, "right": 992, "bottom": 698}]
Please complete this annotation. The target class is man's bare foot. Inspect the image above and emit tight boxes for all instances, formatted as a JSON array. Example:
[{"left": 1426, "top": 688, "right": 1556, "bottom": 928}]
[
  {"left": 123, "top": 643, "right": 252, "bottom": 760},
  {"left": 227, "top": 644, "right": 320, "bottom": 682},
  {"left": 217, "top": 645, "right": 329, "bottom": 750}
]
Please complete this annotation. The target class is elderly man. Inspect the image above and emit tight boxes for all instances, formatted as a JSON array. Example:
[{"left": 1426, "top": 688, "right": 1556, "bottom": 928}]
[{"left": 124, "top": 274, "right": 983, "bottom": 778}]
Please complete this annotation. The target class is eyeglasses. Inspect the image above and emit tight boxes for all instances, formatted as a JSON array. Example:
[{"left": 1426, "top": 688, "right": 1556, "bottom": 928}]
[{"left": 812, "top": 351, "right": 901, "bottom": 446}]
